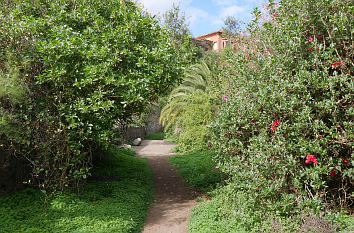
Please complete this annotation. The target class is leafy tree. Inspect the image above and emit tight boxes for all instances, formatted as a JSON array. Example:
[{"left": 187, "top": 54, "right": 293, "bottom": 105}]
[
  {"left": 163, "top": 3, "right": 191, "bottom": 47},
  {"left": 0, "top": 0, "right": 189, "bottom": 191},
  {"left": 223, "top": 16, "right": 243, "bottom": 37},
  {"left": 222, "top": 16, "right": 244, "bottom": 48}
]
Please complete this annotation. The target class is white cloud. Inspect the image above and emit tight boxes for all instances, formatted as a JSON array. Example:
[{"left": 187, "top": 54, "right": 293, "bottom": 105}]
[
  {"left": 137, "top": 0, "right": 265, "bottom": 36},
  {"left": 211, "top": 0, "right": 234, "bottom": 6},
  {"left": 137, "top": 0, "right": 193, "bottom": 16},
  {"left": 220, "top": 5, "right": 246, "bottom": 18},
  {"left": 137, "top": 0, "right": 208, "bottom": 35},
  {"left": 186, "top": 7, "right": 209, "bottom": 24},
  {"left": 211, "top": 4, "right": 247, "bottom": 27},
  {"left": 137, "top": 0, "right": 178, "bottom": 15}
]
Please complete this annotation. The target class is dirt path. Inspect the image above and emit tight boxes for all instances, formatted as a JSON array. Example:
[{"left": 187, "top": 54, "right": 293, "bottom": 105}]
[{"left": 133, "top": 140, "right": 199, "bottom": 233}]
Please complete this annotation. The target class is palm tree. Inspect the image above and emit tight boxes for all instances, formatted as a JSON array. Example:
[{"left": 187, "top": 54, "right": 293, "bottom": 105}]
[{"left": 160, "top": 61, "right": 212, "bottom": 131}]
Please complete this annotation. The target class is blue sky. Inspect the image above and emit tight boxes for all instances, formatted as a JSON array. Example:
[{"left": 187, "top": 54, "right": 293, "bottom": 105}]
[{"left": 137, "top": 0, "right": 267, "bottom": 37}]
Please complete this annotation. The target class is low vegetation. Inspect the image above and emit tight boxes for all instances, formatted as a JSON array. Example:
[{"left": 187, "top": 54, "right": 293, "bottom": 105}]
[
  {"left": 169, "top": 152, "right": 353, "bottom": 233},
  {"left": 145, "top": 132, "right": 165, "bottom": 140},
  {"left": 168, "top": 151, "right": 224, "bottom": 193},
  {"left": 0, "top": 148, "right": 153, "bottom": 233}
]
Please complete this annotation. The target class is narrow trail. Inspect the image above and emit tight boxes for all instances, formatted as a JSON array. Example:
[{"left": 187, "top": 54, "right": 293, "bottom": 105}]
[{"left": 133, "top": 140, "right": 199, "bottom": 233}]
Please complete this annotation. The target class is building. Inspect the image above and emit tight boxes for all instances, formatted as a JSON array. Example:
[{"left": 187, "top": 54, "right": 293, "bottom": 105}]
[{"left": 195, "top": 30, "right": 232, "bottom": 52}]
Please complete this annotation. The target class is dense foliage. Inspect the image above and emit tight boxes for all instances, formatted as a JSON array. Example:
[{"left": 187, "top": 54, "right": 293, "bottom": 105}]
[
  {"left": 160, "top": 61, "right": 219, "bottom": 152},
  {"left": 0, "top": 148, "right": 153, "bottom": 233},
  {"left": 201, "top": 0, "right": 353, "bottom": 230},
  {"left": 0, "top": 0, "right": 188, "bottom": 190},
  {"left": 163, "top": 3, "right": 191, "bottom": 48}
]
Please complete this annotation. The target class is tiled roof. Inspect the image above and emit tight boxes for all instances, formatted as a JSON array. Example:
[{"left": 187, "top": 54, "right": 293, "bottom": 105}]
[{"left": 195, "top": 30, "right": 224, "bottom": 40}]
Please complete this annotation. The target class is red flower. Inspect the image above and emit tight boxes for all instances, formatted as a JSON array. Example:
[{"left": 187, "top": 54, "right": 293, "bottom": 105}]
[
  {"left": 329, "top": 168, "right": 337, "bottom": 176},
  {"left": 317, "top": 135, "right": 323, "bottom": 139},
  {"left": 344, "top": 159, "right": 348, "bottom": 163},
  {"left": 213, "top": 165, "right": 217, "bottom": 170},
  {"left": 208, "top": 142, "right": 212, "bottom": 147},
  {"left": 271, "top": 120, "right": 280, "bottom": 132},
  {"left": 332, "top": 62, "right": 341, "bottom": 66},
  {"left": 306, "top": 36, "right": 314, "bottom": 43},
  {"left": 305, "top": 154, "right": 318, "bottom": 165},
  {"left": 271, "top": 11, "right": 277, "bottom": 18}
]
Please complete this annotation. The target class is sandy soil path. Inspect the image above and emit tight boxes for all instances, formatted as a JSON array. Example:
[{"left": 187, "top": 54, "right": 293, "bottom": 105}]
[{"left": 133, "top": 140, "right": 199, "bottom": 233}]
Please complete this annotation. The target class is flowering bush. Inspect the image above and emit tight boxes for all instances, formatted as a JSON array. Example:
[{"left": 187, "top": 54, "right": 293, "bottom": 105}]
[
  {"left": 305, "top": 155, "right": 318, "bottom": 166},
  {"left": 211, "top": 0, "right": 353, "bottom": 221}
]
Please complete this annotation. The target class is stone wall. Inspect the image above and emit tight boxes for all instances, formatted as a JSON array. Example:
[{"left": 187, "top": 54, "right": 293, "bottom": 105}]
[
  {"left": 146, "top": 104, "right": 164, "bottom": 136},
  {"left": 121, "top": 104, "right": 163, "bottom": 143},
  {"left": 121, "top": 126, "right": 146, "bottom": 142}
]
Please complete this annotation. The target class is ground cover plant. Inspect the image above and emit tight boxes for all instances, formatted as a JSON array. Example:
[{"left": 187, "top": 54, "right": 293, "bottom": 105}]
[
  {"left": 168, "top": 151, "right": 224, "bottom": 193},
  {"left": 145, "top": 132, "right": 165, "bottom": 140},
  {"left": 187, "top": 0, "right": 353, "bottom": 232},
  {"left": 0, "top": 0, "right": 192, "bottom": 191},
  {"left": 0, "top": 148, "right": 153, "bottom": 233}
]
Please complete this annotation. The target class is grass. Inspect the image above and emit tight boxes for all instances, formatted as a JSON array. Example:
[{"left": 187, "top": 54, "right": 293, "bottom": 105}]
[
  {"left": 144, "top": 132, "right": 165, "bottom": 140},
  {"left": 0, "top": 147, "right": 153, "bottom": 233},
  {"left": 168, "top": 151, "right": 224, "bottom": 193},
  {"left": 188, "top": 184, "right": 301, "bottom": 233}
]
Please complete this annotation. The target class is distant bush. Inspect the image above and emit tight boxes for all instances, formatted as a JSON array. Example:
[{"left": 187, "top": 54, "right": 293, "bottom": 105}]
[
  {"left": 211, "top": 0, "right": 353, "bottom": 221},
  {"left": 0, "top": 0, "right": 190, "bottom": 191}
]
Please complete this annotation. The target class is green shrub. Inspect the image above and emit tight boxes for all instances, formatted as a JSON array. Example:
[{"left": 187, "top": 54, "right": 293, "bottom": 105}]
[
  {"left": 0, "top": 148, "right": 153, "bottom": 233},
  {"left": 189, "top": 184, "right": 304, "bottom": 233},
  {"left": 209, "top": 0, "right": 352, "bottom": 227},
  {"left": 145, "top": 132, "right": 165, "bottom": 140},
  {"left": 160, "top": 57, "right": 224, "bottom": 153},
  {"left": 174, "top": 91, "right": 215, "bottom": 152},
  {"left": 160, "top": 62, "right": 213, "bottom": 132},
  {"left": 190, "top": 184, "right": 353, "bottom": 232},
  {"left": 160, "top": 64, "right": 216, "bottom": 152},
  {"left": 168, "top": 151, "right": 224, "bottom": 192},
  {"left": 0, "top": 0, "right": 190, "bottom": 190}
]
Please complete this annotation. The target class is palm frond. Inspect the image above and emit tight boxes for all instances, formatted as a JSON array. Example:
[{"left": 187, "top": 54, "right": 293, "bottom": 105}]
[{"left": 160, "top": 61, "right": 212, "bottom": 131}]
